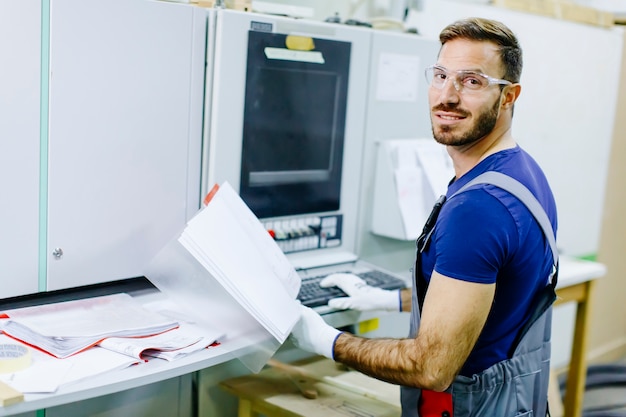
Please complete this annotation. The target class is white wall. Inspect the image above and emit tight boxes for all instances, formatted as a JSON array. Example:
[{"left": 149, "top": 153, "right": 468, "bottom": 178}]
[{"left": 408, "top": 0, "right": 623, "bottom": 258}]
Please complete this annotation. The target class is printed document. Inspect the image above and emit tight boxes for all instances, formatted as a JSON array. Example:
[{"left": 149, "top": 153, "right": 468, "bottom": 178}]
[{"left": 2, "top": 293, "right": 179, "bottom": 358}]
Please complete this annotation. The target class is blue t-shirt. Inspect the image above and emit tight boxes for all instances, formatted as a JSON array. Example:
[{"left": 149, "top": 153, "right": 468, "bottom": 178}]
[{"left": 419, "top": 145, "right": 557, "bottom": 377}]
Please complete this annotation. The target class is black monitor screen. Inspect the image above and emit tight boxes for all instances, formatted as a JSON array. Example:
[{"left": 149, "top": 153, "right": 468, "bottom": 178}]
[{"left": 240, "top": 30, "right": 351, "bottom": 219}]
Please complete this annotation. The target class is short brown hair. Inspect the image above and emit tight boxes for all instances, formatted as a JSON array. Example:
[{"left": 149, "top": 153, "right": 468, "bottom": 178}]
[{"left": 439, "top": 17, "right": 522, "bottom": 83}]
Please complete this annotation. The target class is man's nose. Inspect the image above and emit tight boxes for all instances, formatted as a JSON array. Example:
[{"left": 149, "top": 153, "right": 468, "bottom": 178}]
[
  {"left": 438, "top": 77, "right": 461, "bottom": 102},
  {"left": 441, "top": 74, "right": 464, "bottom": 92}
]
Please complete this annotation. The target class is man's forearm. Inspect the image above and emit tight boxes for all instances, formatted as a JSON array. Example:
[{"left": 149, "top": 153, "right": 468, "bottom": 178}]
[{"left": 332, "top": 332, "right": 455, "bottom": 391}]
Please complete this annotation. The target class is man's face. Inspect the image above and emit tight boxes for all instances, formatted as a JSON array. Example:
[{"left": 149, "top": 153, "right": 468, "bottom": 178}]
[{"left": 428, "top": 39, "right": 506, "bottom": 147}]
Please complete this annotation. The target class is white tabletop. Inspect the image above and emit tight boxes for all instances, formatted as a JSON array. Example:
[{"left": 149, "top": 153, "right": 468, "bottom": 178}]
[
  {"left": 557, "top": 255, "right": 607, "bottom": 289},
  {"left": 0, "top": 330, "right": 256, "bottom": 416}
]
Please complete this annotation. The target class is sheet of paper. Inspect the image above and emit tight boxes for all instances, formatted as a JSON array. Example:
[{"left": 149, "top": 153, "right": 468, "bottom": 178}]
[
  {"left": 0, "top": 335, "right": 139, "bottom": 394},
  {"left": 143, "top": 338, "right": 220, "bottom": 362},
  {"left": 414, "top": 141, "right": 454, "bottom": 197},
  {"left": 0, "top": 359, "right": 72, "bottom": 394},
  {"left": 0, "top": 335, "right": 73, "bottom": 394},
  {"left": 394, "top": 141, "right": 419, "bottom": 168},
  {"left": 376, "top": 53, "right": 420, "bottom": 102},
  {"left": 98, "top": 322, "right": 222, "bottom": 361},
  {"left": 59, "top": 347, "right": 141, "bottom": 387},
  {"left": 4, "top": 293, "right": 177, "bottom": 338},
  {"left": 2, "top": 293, "right": 179, "bottom": 358},
  {"left": 219, "top": 182, "right": 301, "bottom": 298},
  {"left": 394, "top": 168, "right": 429, "bottom": 239},
  {"left": 178, "top": 182, "right": 300, "bottom": 343}
]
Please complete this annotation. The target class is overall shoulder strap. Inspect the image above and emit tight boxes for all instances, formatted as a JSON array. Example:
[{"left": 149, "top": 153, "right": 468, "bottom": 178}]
[{"left": 451, "top": 171, "right": 558, "bottom": 285}]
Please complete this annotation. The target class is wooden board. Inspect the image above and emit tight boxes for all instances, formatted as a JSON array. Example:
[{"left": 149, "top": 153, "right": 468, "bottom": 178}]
[{"left": 495, "top": 0, "right": 615, "bottom": 27}]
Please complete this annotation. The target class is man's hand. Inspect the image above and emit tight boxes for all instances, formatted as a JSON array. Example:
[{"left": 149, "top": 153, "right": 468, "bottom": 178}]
[
  {"left": 320, "top": 273, "right": 401, "bottom": 312},
  {"left": 290, "top": 304, "right": 342, "bottom": 359}
]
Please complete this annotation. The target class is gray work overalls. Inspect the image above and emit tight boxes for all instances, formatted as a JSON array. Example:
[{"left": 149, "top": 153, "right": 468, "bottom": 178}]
[{"left": 400, "top": 172, "right": 559, "bottom": 417}]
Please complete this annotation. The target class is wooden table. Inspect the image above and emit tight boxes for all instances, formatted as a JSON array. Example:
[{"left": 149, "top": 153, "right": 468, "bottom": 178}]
[
  {"left": 554, "top": 256, "right": 606, "bottom": 417},
  {"left": 220, "top": 356, "right": 400, "bottom": 417}
]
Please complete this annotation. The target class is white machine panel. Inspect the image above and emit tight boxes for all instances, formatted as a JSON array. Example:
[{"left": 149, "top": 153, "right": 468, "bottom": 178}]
[
  {"left": 0, "top": 0, "right": 42, "bottom": 297},
  {"left": 205, "top": 10, "right": 373, "bottom": 270},
  {"left": 355, "top": 30, "right": 440, "bottom": 271},
  {"left": 46, "top": 0, "right": 208, "bottom": 290}
]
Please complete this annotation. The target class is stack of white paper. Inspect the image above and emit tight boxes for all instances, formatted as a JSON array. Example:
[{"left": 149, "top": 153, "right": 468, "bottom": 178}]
[
  {"left": 178, "top": 182, "right": 301, "bottom": 344},
  {"left": 98, "top": 322, "right": 224, "bottom": 361},
  {"left": 2, "top": 293, "right": 179, "bottom": 359}
]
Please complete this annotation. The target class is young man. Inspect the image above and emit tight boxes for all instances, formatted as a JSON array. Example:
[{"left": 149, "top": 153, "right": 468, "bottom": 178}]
[{"left": 291, "top": 17, "right": 558, "bottom": 416}]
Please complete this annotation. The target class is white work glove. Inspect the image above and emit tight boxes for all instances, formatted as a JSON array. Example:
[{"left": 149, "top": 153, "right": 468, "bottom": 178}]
[
  {"left": 290, "top": 304, "right": 342, "bottom": 359},
  {"left": 320, "top": 273, "right": 401, "bottom": 312}
]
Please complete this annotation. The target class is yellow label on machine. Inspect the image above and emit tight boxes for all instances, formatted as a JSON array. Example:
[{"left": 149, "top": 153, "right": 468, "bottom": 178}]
[
  {"left": 285, "top": 35, "right": 314, "bottom": 51},
  {"left": 358, "top": 318, "right": 380, "bottom": 334}
]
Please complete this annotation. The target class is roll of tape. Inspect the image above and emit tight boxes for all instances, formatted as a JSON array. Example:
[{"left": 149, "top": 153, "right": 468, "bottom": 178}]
[{"left": 0, "top": 344, "right": 31, "bottom": 374}]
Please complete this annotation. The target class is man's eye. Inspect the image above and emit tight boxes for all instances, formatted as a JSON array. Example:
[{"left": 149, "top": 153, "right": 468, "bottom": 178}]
[{"left": 463, "top": 76, "right": 484, "bottom": 87}]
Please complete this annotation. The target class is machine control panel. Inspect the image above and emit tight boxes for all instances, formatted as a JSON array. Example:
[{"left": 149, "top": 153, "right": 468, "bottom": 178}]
[{"left": 262, "top": 214, "right": 343, "bottom": 254}]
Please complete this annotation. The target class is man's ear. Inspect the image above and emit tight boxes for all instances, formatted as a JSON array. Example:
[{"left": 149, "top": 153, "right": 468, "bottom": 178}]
[{"left": 501, "top": 83, "right": 521, "bottom": 110}]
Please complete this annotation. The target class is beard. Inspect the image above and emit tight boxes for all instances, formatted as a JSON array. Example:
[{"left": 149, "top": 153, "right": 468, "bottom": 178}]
[{"left": 431, "top": 94, "right": 501, "bottom": 147}]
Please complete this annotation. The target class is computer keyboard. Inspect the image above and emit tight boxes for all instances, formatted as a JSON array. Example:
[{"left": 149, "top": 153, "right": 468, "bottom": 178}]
[{"left": 297, "top": 269, "right": 407, "bottom": 308}]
